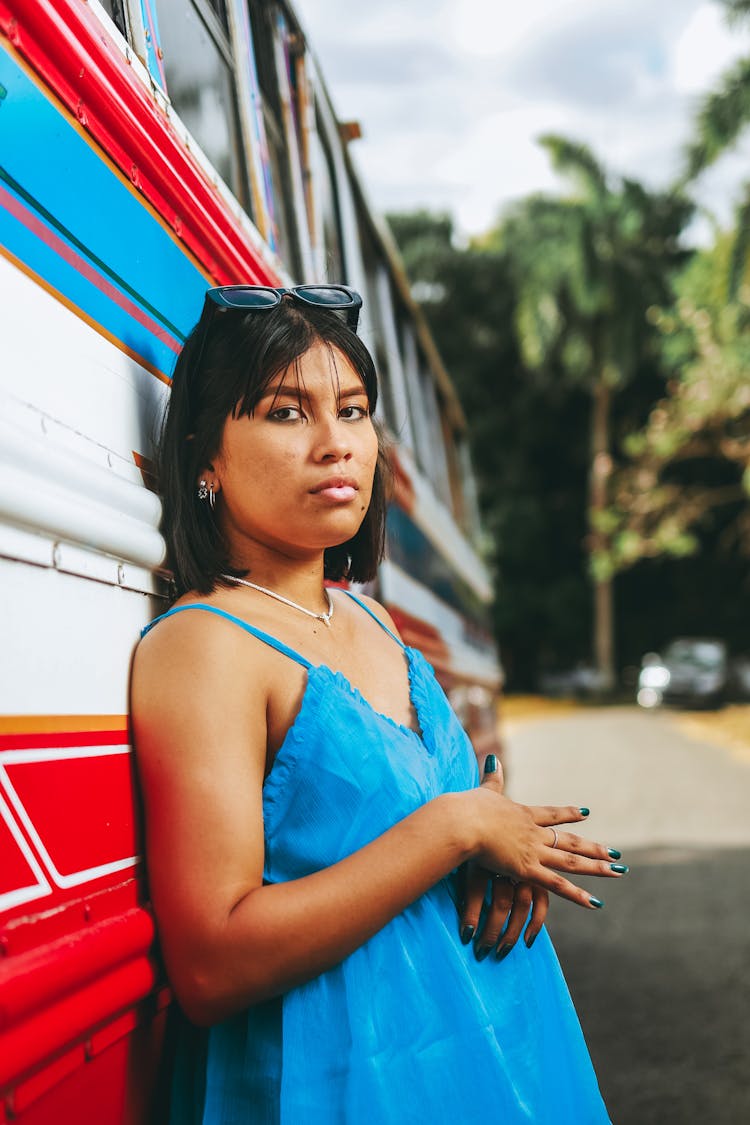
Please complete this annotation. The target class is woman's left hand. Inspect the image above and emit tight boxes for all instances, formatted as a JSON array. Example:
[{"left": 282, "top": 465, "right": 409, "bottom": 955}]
[{"left": 458, "top": 862, "right": 549, "bottom": 961}]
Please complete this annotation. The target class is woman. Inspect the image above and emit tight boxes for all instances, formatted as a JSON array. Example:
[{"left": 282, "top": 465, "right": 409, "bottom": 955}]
[{"left": 131, "top": 285, "right": 623, "bottom": 1123}]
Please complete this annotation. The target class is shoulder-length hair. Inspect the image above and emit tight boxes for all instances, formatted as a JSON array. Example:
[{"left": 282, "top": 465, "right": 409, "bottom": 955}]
[{"left": 158, "top": 296, "right": 391, "bottom": 597}]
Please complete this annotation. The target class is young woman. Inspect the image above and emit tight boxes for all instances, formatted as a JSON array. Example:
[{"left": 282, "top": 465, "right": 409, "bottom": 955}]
[{"left": 131, "top": 285, "right": 622, "bottom": 1123}]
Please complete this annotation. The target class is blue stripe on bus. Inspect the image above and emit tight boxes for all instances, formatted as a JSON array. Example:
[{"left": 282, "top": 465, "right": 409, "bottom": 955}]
[{"left": 0, "top": 45, "right": 208, "bottom": 377}]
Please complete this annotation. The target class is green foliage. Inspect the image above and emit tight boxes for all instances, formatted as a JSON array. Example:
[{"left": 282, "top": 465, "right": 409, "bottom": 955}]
[
  {"left": 388, "top": 119, "right": 750, "bottom": 684},
  {"left": 685, "top": 56, "right": 750, "bottom": 178},
  {"left": 497, "top": 139, "right": 692, "bottom": 397},
  {"left": 684, "top": 5, "right": 750, "bottom": 294},
  {"left": 721, "top": 0, "right": 750, "bottom": 26},
  {"left": 386, "top": 208, "right": 593, "bottom": 687},
  {"left": 603, "top": 236, "right": 750, "bottom": 574}
]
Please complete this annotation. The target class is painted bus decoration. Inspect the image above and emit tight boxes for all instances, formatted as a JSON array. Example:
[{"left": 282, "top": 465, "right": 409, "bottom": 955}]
[{"left": 0, "top": 0, "right": 503, "bottom": 1119}]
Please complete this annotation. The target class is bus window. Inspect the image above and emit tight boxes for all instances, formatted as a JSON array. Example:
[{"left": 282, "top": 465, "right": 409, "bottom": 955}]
[
  {"left": 310, "top": 113, "right": 345, "bottom": 282},
  {"left": 457, "top": 435, "right": 483, "bottom": 541},
  {"left": 356, "top": 227, "right": 400, "bottom": 432},
  {"left": 98, "top": 0, "right": 128, "bottom": 39},
  {"left": 417, "top": 356, "right": 452, "bottom": 510},
  {"left": 441, "top": 414, "right": 466, "bottom": 530},
  {"left": 155, "top": 0, "right": 250, "bottom": 211},
  {"left": 247, "top": 0, "right": 302, "bottom": 276}
]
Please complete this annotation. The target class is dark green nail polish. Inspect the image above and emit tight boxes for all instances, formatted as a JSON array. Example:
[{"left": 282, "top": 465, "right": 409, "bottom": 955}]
[
  {"left": 607, "top": 848, "right": 621, "bottom": 859},
  {"left": 460, "top": 925, "right": 475, "bottom": 945},
  {"left": 590, "top": 897, "right": 605, "bottom": 909},
  {"left": 495, "top": 943, "right": 513, "bottom": 961},
  {"left": 475, "top": 944, "right": 493, "bottom": 961},
  {"left": 610, "top": 863, "right": 629, "bottom": 874},
  {"left": 525, "top": 931, "right": 537, "bottom": 950},
  {"left": 484, "top": 754, "right": 498, "bottom": 774},
  {"left": 579, "top": 807, "right": 590, "bottom": 816}
]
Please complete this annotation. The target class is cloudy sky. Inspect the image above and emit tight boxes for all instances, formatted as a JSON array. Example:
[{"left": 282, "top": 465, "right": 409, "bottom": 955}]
[{"left": 294, "top": 0, "right": 750, "bottom": 240}]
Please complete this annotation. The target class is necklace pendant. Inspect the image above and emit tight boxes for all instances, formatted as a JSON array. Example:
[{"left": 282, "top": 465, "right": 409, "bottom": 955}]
[{"left": 322, "top": 616, "right": 332, "bottom": 628}]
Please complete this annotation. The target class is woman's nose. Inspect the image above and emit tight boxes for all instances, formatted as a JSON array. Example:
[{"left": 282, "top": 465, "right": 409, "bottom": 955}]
[{"left": 313, "top": 415, "right": 352, "bottom": 462}]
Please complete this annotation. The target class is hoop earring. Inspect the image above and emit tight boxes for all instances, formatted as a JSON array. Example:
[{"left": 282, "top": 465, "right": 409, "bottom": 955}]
[{"left": 209, "top": 483, "right": 216, "bottom": 510}]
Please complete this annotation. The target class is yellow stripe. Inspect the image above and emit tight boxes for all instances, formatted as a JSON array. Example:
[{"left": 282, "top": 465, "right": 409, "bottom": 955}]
[
  {"left": 0, "top": 242, "right": 171, "bottom": 385},
  {"left": 0, "top": 715, "right": 128, "bottom": 735}
]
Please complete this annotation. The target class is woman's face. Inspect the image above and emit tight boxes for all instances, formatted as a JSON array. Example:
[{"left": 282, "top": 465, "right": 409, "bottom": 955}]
[{"left": 211, "top": 341, "right": 379, "bottom": 564}]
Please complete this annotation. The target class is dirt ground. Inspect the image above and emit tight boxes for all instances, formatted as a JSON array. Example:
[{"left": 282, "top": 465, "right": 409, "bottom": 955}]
[{"left": 501, "top": 695, "right": 750, "bottom": 766}]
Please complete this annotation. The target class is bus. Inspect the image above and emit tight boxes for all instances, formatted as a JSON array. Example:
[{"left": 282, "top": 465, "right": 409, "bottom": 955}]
[{"left": 0, "top": 1, "right": 503, "bottom": 1119}]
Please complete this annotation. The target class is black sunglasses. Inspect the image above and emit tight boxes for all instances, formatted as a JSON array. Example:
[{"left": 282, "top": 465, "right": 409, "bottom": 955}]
[
  {"left": 184, "top": 284, "right": 363, "bottom": 398},
  {"left": 204, "top": 284, "right": 362, "bottom": 331}
]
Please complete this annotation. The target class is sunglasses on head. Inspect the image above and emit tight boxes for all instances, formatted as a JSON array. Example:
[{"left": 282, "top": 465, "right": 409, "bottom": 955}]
[{"left": 204, "top": 284, "right": 362, "bottom": 331}]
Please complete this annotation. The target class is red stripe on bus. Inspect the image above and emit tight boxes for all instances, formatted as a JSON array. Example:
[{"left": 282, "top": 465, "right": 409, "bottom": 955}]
[
  {"left": 0, "top": 731, "right": 128, "bottom": 750},
  {"left": 0, "top": 0, "right": 279, "bottom": 288},
  {"left": 0, "top": 181, "right": 181, "bottom": 353}
]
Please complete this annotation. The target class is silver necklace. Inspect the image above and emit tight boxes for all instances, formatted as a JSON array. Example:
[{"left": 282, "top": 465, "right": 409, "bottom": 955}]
[{"left": 220, "top": 573, "right": 334, "bottom": 628}]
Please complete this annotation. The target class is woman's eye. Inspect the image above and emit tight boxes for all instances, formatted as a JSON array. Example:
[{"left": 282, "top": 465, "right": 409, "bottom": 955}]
[
  {"left": 339, "top": 405, "right": 369, "bottom": 420},
  {"left": 269, "top": 405, "right": 305, "bottom": 422}
]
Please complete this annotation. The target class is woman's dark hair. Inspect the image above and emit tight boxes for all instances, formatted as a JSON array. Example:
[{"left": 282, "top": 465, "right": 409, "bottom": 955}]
[{"left": 158, "top": 296, "right": 391, "bottom": 597}]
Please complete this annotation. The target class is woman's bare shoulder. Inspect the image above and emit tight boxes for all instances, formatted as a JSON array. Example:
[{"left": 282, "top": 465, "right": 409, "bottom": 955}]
[
  {"left": 348, "top": 592, "right": 405, "bottom": 642},
  {"left": 135, "top": 595, "right": 244, "bottom": 671},
  {"left": 131, "top": 595, "right": 270, "bottom": 736}
]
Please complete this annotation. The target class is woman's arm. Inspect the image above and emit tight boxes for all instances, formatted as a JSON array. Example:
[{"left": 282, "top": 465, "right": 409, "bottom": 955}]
[{"left": 131, "top": 612, "right": 618, "bottom": 1026}]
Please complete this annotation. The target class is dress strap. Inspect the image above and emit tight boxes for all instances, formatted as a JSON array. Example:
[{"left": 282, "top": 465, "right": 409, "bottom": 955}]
[
  {"left": 342, "top": 591, "right": 406, "bottom": 649},
  {"left": 140, "top": 603, "right": 314, "bottom": 669}
]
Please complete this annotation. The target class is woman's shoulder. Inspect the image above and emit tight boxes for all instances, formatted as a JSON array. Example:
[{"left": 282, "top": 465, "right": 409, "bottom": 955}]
[
  {"left": 133, "top": 591, "right": 266, "bottom": 703},
  {"left": 344, "top": 591, "right": 405, "bottom": 643},
  {"left": 132, "top": 592, "right": 273, "bottom": 752},
  {"left": 137, "top": 592, "right": 235, "bottom": 654}
]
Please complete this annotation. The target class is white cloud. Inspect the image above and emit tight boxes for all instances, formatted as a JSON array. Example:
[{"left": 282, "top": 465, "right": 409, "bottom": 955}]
[
  {"left": 672, "top": 2, "right": 747, "bottom": 94},
  {"left": 294, "top": 0, "right": 750, "bottom": 237}
]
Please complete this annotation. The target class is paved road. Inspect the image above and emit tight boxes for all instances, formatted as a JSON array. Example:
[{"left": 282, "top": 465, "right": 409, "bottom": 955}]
[{"left": 504, "top": 705, "right": 750, "bottom": 1125}]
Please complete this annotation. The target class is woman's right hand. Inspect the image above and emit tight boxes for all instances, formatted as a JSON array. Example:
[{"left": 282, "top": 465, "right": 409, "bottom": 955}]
[{"left": 465, "top": 755, "right": 627, "bottom": 910}]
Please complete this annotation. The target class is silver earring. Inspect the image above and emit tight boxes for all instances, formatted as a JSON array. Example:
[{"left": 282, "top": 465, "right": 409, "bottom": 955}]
[
  {"left": 197, "top": 479, "right": 209, "bottom": 502},
  {"left": 208, "top": 483, "right": 216, "bottom": 510}
]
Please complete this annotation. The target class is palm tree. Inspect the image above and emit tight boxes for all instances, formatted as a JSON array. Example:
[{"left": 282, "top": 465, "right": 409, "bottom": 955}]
[
  {"left": 498, "top": 137, "right": 691, "bottom": 690},
  {"left": 685, "top": 0, "right": 750, "bottom": 295}
]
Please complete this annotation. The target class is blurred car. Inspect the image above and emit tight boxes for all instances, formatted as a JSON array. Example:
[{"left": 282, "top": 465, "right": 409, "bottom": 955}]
[
  {"left": 728, "top": 654, "right": 750, "bottom": 701},
  {"left": 539, "top": 663, "right": 608, "bottom": 697},
  {"left": 637, "top": 638, "right": 728, "bottom": 710}
]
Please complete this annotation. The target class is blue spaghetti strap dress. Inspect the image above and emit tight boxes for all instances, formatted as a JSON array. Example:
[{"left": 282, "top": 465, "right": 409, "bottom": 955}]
[{"left": 141, "top": 593, "right": 610, "bottom": 1124}]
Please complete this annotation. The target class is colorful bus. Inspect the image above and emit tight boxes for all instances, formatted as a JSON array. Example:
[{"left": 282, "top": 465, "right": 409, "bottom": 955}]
[{"left": 0, "top": 1, "right": 502, "bottom": 1119}]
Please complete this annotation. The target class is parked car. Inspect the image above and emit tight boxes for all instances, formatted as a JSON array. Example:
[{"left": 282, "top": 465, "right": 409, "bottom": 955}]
[
  {"left": 539, "top": 663, "right": 608, "bottom": 697},
  {"left": 728, "top": 653, "right": 750, "bottom": 701},
  {"left": 637, "top": 638, "right": 729, "bottom": 709}
]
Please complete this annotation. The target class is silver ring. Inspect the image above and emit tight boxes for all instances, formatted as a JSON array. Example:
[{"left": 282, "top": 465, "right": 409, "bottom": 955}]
[{"left": 549, "top": 827, "right": 559, "bottom": 849}]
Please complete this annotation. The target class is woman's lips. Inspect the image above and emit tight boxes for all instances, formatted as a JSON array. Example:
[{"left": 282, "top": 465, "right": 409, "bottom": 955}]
[{"left": 311, "top": 479, "right": 358, "bottom": 503}]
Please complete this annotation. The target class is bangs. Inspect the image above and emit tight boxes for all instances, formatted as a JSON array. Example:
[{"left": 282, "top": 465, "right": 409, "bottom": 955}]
[{"left": 240, "top": 340, "right": 372, "bottom": 421}]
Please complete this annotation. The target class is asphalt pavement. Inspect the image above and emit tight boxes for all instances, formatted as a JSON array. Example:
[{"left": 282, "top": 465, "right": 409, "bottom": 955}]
[{"left": 504, "top": 704, "right": 750, "bottom": 1125}]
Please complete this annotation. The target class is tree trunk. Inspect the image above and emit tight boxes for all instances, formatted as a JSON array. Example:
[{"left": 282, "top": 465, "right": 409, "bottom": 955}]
[{"left": 590, "top": 378, "right": 615, "bottom": 692}]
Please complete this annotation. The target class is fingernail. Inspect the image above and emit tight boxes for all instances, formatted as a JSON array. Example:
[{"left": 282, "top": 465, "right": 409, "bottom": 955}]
[
  {"left": 579, "top": 807, "right": 590, "bottom": 816},
  {"left": 484, "top": 754, "right": 498, "bottom": 774},
  {"left": 460, "top": 925, "right": 475, "bottom": 945},
  {"left": 589, "top": 897, "right": 605, "bottom": 909},
  {"left": 610, "top": 863, "right": 629, "bottom": 874},
  {"left": 474, "top": 944, "right": 493, "bottom": 961},
  {"left": 607, "top": 848, "right": 622, "bottom": 859},
  {"left": 525, "top": 931, "right": 537, "bottom": 950},
  {"left": 495, "top": 943, "right": 513, "bottom": 961}
]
